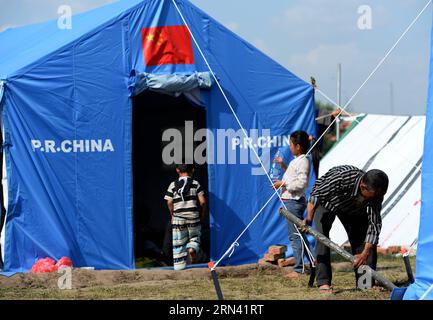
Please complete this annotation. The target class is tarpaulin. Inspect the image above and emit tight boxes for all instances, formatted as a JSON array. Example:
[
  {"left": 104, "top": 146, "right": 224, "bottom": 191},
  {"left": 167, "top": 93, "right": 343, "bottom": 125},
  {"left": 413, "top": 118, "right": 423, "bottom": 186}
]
[{"left": 0, "top": 0, "right": 316, "bottom": 271}]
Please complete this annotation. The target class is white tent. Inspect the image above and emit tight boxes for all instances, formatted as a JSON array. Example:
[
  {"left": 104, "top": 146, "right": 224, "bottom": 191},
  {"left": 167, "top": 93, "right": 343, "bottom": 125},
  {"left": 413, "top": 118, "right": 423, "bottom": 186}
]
[{"left": 319, "top": 114, "right": 425, "bottom": 249}]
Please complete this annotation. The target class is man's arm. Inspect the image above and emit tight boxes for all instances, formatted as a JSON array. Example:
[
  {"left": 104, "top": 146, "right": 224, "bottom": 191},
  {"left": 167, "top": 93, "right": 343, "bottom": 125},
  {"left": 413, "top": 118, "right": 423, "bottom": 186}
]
[
  {"left": 364, "top": 201, "right": 382, "bottom": 246},
  {"left": 300, "top": 200, "right": 315, "bottom": 233},
  {"left": 305, "top": 201, "right": 315, "bottom": 223},
  {"left": 354, "top": 243, "right": 374, "bottom": 268},
  {"left": 354, "top": 201, "right": 383, "bottom": 268}
]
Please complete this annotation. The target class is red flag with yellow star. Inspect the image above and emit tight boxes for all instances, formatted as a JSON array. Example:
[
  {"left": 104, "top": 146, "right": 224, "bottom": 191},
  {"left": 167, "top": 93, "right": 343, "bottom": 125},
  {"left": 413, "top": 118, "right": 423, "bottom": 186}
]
[{"left": 141, "top": 25, "right": 195, "bottom": 66}]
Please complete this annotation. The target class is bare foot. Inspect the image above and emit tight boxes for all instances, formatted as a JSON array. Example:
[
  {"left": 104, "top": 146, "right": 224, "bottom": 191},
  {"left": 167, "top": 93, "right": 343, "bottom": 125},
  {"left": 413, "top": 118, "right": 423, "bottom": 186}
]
[{"left": 187, "top": 248, "right": 197, "bottom": 264}]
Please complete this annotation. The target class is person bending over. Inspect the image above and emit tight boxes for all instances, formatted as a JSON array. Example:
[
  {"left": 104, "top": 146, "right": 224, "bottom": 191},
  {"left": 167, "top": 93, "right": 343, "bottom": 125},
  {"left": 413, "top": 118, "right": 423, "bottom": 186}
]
[{"left": 303, "top": 165, "right": 388, "bottom": 292}]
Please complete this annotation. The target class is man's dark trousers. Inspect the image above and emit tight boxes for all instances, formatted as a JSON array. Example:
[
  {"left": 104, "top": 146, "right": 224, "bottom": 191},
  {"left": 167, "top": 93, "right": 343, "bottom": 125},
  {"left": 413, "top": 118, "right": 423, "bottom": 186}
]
[{"left": 313, "top": 203, "right": 377, "bottom": 287}]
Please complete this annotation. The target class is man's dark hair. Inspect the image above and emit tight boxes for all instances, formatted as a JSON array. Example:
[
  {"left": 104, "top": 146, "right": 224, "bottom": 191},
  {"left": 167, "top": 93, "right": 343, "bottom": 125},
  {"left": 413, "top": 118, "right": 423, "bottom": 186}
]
[
  {"left": 176, "top": 163, "right": 195, "bottom": 174},
  {"left": 363, "top": 169, "right": 389, "bottom": 194}
]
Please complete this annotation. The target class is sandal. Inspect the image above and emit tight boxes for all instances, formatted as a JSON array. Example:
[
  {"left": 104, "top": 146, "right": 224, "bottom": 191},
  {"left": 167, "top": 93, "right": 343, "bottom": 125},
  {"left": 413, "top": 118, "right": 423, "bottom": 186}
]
[{"left": 318, "top": 285, "right": 333, "bottom": 294}]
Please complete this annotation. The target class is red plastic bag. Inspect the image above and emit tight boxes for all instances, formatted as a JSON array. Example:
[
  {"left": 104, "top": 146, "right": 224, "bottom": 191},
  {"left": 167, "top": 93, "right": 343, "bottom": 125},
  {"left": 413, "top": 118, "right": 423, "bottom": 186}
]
[
  {"left": 31, "top": 257, "right": 73, "bottom": 273},
  {"left": 56, "top": 256, "right": 73, "bottom": 269},
  {"left": 41, "top": 264, "right": 58, "bottom": 273},
  {"left": 31, "top": 257, "right": 58, "bottom": 273}
]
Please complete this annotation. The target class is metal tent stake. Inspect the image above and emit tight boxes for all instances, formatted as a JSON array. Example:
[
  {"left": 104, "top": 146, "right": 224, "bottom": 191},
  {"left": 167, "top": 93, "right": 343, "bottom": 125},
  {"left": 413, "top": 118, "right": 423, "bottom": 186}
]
[
  {"left": 210, "top": 269, "right": 224, "bottom": 300},
  {"left": 279, "top": 208, "right": 397, "bottom": 291},
  {"left": 208, "top": 262, "right": 224, "bottom": 300},
  {"left": 403, "top": 255, "right": 415, "bottom": 284}
]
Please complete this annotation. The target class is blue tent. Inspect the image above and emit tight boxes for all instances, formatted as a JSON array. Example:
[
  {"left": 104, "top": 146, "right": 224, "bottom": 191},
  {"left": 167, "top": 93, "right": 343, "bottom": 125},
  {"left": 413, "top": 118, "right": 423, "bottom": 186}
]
[
  {"left": 0, "top": 0, "right": 316, "bottom": 272},
  {"left": 402, "top": 12, "right": 433, "bottom": 300}
]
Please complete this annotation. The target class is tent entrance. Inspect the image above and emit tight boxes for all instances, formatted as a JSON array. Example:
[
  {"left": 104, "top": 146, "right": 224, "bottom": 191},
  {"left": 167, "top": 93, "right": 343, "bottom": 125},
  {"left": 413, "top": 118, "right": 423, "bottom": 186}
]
[{"left": 132, "top": 90, "right": 209, "bottom": 268}]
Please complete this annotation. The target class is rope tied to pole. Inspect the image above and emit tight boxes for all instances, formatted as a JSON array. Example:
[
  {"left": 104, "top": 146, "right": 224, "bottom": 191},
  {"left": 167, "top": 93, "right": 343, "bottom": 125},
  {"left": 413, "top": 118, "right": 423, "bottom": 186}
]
[{"left": 228, "top": 242, "right": 240, "bottom": 258}]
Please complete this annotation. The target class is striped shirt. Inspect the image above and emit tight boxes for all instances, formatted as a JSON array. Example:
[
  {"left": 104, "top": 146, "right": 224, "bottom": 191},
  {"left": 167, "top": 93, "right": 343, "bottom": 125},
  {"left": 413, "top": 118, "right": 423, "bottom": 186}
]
[
  {"left": 164, "top": 178, "right": 204, "bottom": 219},
  {"left": 310, "top": 165, "right": 383, "bottom": 245}
]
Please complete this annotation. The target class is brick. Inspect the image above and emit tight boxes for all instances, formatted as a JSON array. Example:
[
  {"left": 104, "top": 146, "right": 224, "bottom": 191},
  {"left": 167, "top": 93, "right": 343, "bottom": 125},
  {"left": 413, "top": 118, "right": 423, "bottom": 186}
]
[
  {"left": 377, "top": 247, "right": 388, "bottom": 256},
  {"left": 264, "top": 252, "right": 285, "bottom": 262},
  {"left": 277, "top": 257, "right": 296, "bottom": 268},
  {"left": 268, "top": 245, "right": 287, "bottom": 255},
  {"left": 258, "top": 258, "right": 276, "bottom": 266},
  {"left": 387, "top": 246, "right": 401, "bottom": 255}
]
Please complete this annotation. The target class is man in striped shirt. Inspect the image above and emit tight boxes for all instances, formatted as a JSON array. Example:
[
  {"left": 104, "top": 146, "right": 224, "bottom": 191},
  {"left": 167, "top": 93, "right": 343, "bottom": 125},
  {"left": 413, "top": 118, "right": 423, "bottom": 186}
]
[
  {"left": 164, "top": 163, "right": 206, "bottom": 271},
  {"left": 303, "top": 165, "right": 389, "bottom": 292}
]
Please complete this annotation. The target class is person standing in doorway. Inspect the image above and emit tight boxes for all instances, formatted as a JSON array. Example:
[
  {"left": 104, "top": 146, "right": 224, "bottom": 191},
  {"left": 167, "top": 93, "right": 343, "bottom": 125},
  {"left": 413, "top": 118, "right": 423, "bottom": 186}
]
[{"left": 164, "top": 163, "right": 206, "bottom": 271}]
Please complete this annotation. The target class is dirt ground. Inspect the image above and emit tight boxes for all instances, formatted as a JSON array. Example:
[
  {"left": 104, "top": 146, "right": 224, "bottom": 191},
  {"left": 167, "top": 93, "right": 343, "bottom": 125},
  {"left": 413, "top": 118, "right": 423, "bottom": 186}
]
[{"left": 0, "top": 256, "right": 413, "bottom": 300}]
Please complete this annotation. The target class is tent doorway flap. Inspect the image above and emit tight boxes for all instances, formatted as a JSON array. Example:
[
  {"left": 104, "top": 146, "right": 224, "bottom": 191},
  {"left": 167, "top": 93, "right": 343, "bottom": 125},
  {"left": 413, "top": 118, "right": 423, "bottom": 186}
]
[{"left": 129, "top": 71, "right": 213, "bottom": 101}]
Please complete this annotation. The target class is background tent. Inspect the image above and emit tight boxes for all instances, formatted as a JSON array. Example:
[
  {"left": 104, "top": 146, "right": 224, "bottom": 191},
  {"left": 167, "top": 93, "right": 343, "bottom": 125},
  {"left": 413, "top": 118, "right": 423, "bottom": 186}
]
[
  {"left": 0, "top": 0, "right": 316, "bottom": 272},
  {"left": 403, "top": 11, "right": 433, "bottom": 299},
  {"left": 319, "top": 114, "right": 425, "bottom": 249}
]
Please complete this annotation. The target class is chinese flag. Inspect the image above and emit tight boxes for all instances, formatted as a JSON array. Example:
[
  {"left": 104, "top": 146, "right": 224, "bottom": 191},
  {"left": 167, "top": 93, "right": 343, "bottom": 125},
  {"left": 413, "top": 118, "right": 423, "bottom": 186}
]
[{"left": 141, "top": 25, "right": 195, "bottom": 66}]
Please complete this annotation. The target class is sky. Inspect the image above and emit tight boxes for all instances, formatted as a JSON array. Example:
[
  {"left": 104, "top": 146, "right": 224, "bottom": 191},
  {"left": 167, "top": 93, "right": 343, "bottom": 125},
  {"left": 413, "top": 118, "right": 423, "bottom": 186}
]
[{"left": 0, "top": 0, "right": 432, "bottom": 115}]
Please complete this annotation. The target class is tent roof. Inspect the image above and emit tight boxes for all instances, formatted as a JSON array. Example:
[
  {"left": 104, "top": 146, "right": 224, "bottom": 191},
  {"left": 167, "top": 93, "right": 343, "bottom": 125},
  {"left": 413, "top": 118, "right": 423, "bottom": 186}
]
[
  {"left": 0, "top": 0, "right": 309, "bottom": 89},
  {"left": 0, "top": 0, "right": 144, "bottom": 77}
]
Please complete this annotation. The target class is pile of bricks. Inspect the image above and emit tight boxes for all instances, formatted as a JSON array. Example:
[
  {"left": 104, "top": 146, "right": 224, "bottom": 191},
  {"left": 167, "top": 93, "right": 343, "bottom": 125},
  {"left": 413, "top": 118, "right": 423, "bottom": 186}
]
[
  {"left": 377, "top": 246, "right": 402, "bottom": 256},
  {"left": 344, "top": 244, "right": 405, "bottom": 256},
  {"left": 258, "top": 245, "right": 296, "bottom": 268}
]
